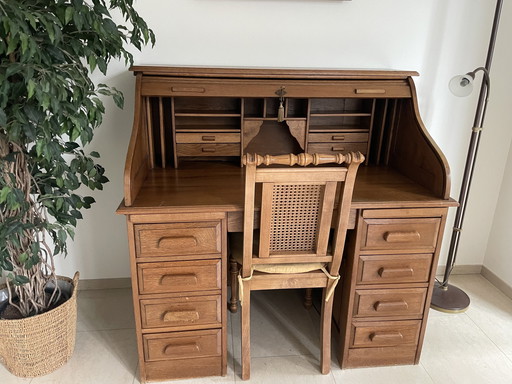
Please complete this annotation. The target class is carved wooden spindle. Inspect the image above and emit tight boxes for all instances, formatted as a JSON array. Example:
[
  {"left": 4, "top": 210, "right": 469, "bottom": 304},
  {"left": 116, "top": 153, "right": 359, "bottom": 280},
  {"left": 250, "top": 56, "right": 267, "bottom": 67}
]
[{"left": 242, "top": 152, "right": 365, "bottom": 167}]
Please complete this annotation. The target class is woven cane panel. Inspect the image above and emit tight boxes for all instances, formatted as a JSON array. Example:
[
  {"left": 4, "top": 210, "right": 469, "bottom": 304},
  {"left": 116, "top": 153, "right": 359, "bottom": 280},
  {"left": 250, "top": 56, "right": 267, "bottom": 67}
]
[{"left": 269, "top": 184, "right": 324, "bottom": 252}]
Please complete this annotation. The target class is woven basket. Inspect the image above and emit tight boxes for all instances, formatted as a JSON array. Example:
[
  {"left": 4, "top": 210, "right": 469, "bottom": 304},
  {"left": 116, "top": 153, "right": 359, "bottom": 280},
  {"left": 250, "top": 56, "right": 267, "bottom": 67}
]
[{"left": 0, "top": 272, "right": 79, "bottom": 378}]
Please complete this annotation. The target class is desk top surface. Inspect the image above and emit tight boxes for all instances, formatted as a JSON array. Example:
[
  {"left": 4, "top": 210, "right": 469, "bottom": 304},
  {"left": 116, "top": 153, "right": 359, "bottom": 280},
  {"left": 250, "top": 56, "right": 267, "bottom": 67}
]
[{"left": 117, "top": 162, "right": 456, "bottom": 215}]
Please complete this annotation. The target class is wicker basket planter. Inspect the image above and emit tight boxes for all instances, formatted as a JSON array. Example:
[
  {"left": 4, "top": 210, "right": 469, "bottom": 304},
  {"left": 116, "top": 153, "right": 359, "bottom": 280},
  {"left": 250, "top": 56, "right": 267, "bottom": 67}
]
[{"left": 0, "top": 273, "right": 79, "bottom": 378}]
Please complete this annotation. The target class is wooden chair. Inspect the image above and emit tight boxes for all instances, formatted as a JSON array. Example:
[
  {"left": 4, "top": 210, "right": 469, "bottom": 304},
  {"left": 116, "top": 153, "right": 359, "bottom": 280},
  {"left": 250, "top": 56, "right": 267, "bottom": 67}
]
[{"left": 229, "top": 152, "right": 364, "bottom": 380}]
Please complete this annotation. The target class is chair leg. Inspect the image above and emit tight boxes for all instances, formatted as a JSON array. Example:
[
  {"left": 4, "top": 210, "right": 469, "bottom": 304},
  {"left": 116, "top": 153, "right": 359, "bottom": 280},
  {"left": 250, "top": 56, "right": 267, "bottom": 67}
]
[
  {"left": 229, "top": 259, "right": 239, "bottom": 313},
  {"left": 320, "top": 289, "right": 334, "bottom": 375},
  {"left": 304, "top": 288, "right": 313, "bottom": 309},
  {"left": 241, "top": 284, "right": 251, "bottom": 380}
]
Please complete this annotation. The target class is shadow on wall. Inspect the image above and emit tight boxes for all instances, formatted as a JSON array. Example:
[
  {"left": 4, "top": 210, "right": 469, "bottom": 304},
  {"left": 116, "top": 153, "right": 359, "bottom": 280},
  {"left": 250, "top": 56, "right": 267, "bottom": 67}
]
[{"left": 56, "top": 69, "right": 136, "bottom": 280}]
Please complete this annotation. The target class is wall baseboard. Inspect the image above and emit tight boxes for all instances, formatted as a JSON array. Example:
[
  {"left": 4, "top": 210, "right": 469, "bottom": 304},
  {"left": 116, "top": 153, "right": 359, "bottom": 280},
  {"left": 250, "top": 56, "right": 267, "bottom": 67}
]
[
  {"left": 78, "top": 278, "right": 131, "bottom": 290},
  {"left": 436, "top": 264, "right": 482, "bottom": 276},
  {"left": 481, "top": 266, "right": 512, "bottom": 301}
]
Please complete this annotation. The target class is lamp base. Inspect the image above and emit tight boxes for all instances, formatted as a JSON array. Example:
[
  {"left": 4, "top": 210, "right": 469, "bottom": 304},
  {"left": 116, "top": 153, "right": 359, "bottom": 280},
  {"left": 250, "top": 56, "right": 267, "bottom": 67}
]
[{"left": 430, "top": 281, "right": 470, "bottom": 313}]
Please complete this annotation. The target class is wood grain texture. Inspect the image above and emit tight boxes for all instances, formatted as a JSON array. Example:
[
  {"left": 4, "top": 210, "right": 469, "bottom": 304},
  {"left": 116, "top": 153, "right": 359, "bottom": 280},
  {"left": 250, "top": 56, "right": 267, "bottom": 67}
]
[
  {"left": 137, "top": 260, "right": 221, "bottom": 294},
  {"left": 232, "top": 152, "right": 363, "bottom": 379},
  {"left": 130, "top": 65, "right": 418, "bottom": 79},
  {"left": 118, "top": 67, "right": 457, "bottom": 381},
  {"left": 140, "top": 295, "right": 221, "bottom": 330}
]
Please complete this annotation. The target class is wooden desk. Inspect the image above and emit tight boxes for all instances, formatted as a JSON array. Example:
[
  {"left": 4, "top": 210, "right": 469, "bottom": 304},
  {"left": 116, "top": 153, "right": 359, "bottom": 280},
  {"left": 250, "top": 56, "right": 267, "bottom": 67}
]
[{"left": 117, "top": 66, "right": 457, "bottom": 382}]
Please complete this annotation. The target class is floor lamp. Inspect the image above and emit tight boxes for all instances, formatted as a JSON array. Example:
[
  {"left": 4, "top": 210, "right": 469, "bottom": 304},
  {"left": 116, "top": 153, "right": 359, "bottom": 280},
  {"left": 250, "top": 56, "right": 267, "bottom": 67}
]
[{"left": 431, "top": 0, "right": 503, "bottom": 313}]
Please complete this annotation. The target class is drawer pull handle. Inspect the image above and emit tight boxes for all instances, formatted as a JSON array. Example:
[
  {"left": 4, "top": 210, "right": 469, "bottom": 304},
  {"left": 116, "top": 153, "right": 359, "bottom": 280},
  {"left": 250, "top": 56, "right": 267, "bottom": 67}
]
[
  {"left": 171, "top": 86, "right": 205, "bottom": 93},
  {"left": 331, "top": 146, "right": 345, "bottom": 152},
  {"left": 163, "top": 310, "right": 200, "bottom": 323},
  {"left": 332, "top": 135, "right": 345, "bottom": 141},
  {"left": 374, "top": 300, "right": 409, "bottom": 312},
  {"left": 378, "top": 267, "right": 414, "bottom": 278},
  {"left": 202, "top": 135, "right": 216, "bottom": 141},
  {"left": 164, "top": 342, "right": 200, "bottom": 355},
  {"left": 369, "top": 331, "right": 404, "bottom": 343},
  {"left": 160, "top": 273, "right": 198, "bottom": 285},
  {"left": 383, "top": 231, "right": 421, "bottom": 243},
  {"left": 355, "top": 88, "right": 386, "bottom": 94},
  {"left": 157, "top": 235, "right": 198, "bottom": 248},
  {"left": 202, "top": 147, "right": 216, "bottom": 153}
]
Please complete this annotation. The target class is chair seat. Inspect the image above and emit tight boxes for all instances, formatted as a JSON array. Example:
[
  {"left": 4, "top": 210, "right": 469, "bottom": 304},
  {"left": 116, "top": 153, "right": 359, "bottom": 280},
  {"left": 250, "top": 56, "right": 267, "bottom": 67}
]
[{"left": 230, "top": 232, "right": 326, "bottom": 274}]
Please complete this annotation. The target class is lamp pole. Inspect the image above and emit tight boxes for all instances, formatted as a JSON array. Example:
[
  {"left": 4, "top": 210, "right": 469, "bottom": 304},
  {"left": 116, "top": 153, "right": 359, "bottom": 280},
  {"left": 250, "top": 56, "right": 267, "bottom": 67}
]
[{"left": 431, "top": 0, "right": 503, "bottom": 313}]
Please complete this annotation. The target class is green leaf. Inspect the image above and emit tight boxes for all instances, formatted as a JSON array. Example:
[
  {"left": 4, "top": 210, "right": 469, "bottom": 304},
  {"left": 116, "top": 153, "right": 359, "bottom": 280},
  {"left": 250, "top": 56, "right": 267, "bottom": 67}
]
[
  {"left": 27, "top": 79, "right": 36, "bottom": 99},
  {"left": 18, "top": 252, "right": 28, "bottom": 263},
  {"left": 88, "top": 55, "right": 97, "bottom": 72},
  {"left": 89, "top": 151, "right": 100, "bottom": 158},
  {"left": 58, "top": 229, "right": 67, "bottom": 244},
  {"left": 13, "top": 275, "right": 30, "bottom": 286},
  {"left": 0, "top": 186, "right": 11, "bottom": 203},
  {"left": 65, "top": 7, "right": 74, "bottom": 25},
  {"left": 36, "top": 140, "right": 44, "bottom": 157}
]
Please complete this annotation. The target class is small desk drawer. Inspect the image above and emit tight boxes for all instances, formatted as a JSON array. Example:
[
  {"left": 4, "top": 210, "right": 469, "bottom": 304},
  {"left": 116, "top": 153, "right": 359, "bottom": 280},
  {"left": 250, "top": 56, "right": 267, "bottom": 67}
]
[
  {"left": 308, "top": 132, "right": 369, "bottom": 143},
  {"left": 361, "top": 217, "right": 440, "bottom": 252},
  {"left": 176, "top": 132, "right": 240, "bottom": 144},
  {"left": 135, "top": 222, "right": 221, "bottom": 258},
  {"left": 351, "top": 320, "right": 421, "bottom": 348},
  {"left": 176, "top": 143, "right": 240, "bottom": 156},
  {"left": 357, "top": 254, "right": 432, "bottom": 284},
  {"left": 138, "top": 260, "right": 221, "bottom": 294},
  {"left": 354, "top": 288, "right": 427, "bottom": 318},
  {"left": 140, "top": 295, "right": 221, "bottom": 329},
  {"left": 143, "top": 329, "right": 221, "bottom": 362},
  {"left": 307, "top": 142, "right": 367, "bottom": 155}
]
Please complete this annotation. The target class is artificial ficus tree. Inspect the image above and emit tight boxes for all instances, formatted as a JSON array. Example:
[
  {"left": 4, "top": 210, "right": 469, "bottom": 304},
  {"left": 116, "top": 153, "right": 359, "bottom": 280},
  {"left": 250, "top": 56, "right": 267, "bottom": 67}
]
[{"left": 0, "top": 0, "right": 155, "bottom": 317}]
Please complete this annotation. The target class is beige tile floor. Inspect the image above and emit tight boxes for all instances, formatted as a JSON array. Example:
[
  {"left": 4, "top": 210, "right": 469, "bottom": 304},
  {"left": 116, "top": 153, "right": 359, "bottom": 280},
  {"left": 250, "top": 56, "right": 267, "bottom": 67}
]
[{"left": 2, "top": 274, "right": 512, "bottom": 384}]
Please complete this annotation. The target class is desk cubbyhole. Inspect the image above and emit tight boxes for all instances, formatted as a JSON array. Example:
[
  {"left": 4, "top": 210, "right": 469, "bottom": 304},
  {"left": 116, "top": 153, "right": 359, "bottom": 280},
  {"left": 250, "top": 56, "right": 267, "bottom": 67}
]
[
  {"left": 243, "top": 120, "right": 304, "bottom": 156},
  {"left": 174, "top": 97, "right": 241, "bottom": 115},
  {"left": 146, "top": 96, "right": 174, "bottom": 168}
]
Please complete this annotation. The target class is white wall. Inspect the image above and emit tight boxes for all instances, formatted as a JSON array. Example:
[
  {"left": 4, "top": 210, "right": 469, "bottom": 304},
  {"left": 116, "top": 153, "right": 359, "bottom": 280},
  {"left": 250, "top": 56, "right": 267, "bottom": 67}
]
[
  {"left": 54, "top": 0, "right": 512, "bottom": 282},
  {"left": 484, "top": 142, "right": 512, "bottom": 286}
]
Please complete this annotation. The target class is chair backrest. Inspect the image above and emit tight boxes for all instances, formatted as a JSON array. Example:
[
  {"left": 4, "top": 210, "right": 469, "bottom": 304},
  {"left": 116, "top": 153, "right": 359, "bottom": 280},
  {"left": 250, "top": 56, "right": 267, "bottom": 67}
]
[{"left": 241, "top": 152, "right": 365, "bottom": 278}]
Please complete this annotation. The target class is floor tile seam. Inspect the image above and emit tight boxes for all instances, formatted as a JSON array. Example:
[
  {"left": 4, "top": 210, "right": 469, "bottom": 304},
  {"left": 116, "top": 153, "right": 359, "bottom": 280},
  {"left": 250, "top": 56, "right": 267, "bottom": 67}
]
[
  {"left": 229, "top": 333, "right": 237, "bottom": 383},
  {"left": 419, "top": 361, "right": 437, "bottom": 384}
]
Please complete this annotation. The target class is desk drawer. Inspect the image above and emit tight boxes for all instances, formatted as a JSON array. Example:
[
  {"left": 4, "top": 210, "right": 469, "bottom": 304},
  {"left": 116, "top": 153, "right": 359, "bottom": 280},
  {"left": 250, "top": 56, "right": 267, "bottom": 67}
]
[
  {"left": 143, "top": 329, "right": 221, "bottom": 362},
  {"left": 135, "top": 222, "right": 221, "bottom": 258},
  {"left": 345, "top": 345, "right": 417, "bottom": 368},
  {"left": 176, "top": 132, "right": 240, "bottom": 144},
  {"left": 140, "top": 295, "right": 221, "bottom": 329},
  {"left": 138, "top": 260, "right": 221, "bottom": 294},
  {"left": 354, "top": 288, "right": 427, "bottom": 318},
  {"left": 357, "top": 254, "right": 432, "bottom": 284},
  {"left": 361, "top": 217, "right": 440, "bottom": 252},
  {"left": 351, "top": 320, "right": 421, "bottom": 348},
  {"left": 309, "top": 132, "right": 369, "bottom": 143},
  {"left": 176, "top": 143, "right": 240, "bottom": 156},
  {"left": 308, "top": 142, "right": 368, "bottom": 155}
]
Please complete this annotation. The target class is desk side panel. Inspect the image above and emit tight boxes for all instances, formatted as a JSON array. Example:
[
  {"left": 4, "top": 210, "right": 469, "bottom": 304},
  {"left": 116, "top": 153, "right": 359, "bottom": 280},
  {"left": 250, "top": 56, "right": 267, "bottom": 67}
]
[
  {"left": 389, "top": 78, "right": 451, "bottom": 199},
  {"left": 124, "top": 73, "right": 151, "bottom": 206}
]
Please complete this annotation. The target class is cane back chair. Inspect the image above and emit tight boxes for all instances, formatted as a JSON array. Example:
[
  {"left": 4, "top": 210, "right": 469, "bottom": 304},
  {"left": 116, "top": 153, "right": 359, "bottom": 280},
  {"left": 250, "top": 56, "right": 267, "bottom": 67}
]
[{"left": 229, "top": 152, "right": 364, "bottom": 380}]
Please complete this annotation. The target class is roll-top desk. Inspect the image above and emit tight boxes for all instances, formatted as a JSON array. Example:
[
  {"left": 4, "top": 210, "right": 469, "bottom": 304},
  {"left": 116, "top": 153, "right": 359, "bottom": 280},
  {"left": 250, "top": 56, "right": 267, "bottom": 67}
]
[{"left": 117, "top": 66, "right": 457, "bottom": 382}]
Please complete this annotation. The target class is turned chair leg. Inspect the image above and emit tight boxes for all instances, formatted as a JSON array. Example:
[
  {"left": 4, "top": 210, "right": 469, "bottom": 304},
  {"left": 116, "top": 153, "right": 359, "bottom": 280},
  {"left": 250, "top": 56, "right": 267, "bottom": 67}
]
[
  {"left": 320, "top": 289, "right": 334, "bottom": 375},
  {"left": 304, "top": 288, "right": 313, "bottom": 309},
  {"left": 241, "top": 285, "right": 251, "bottom": 380},
  {"left": 229, "top": 259, "right": 239, "bottom": 313}
]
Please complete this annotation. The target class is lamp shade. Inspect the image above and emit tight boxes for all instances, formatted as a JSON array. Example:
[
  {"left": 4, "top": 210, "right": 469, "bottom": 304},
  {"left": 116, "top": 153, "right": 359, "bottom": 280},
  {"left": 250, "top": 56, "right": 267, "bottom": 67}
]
[{"left": 449, "top": 74, "right": 474, "bottom": 97}]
